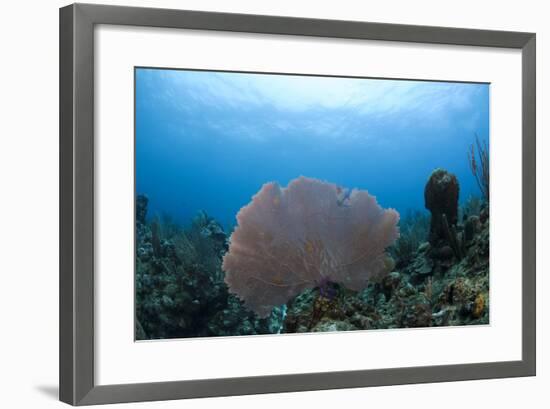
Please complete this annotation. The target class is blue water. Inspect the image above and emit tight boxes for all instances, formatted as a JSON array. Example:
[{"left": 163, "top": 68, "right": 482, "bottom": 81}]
[{"left": 136, "top": 68, "right": 489, "bottom": 229}]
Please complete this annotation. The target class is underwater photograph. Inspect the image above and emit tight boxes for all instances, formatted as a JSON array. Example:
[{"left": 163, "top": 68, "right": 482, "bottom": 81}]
[{"left": 135, "top": 67, "right": 490, "bottom": 340}]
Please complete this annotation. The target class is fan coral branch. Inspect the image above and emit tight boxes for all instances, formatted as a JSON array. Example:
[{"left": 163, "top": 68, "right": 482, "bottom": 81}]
[
  {"left": 222, "top": 176, "right": 400, "bottom": 318},
  {"left": 467, "top": 134, "right": 489, "bottom": 202}
]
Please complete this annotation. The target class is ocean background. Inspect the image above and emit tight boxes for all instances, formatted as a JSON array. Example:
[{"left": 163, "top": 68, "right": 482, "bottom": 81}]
[{"left": 135, "top": 68, "right": 489, "bottom": 229}]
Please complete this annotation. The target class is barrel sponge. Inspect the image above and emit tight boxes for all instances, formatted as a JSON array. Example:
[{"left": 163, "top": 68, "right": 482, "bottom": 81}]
[{"left": 222, "top": 176, "right": 400, "bottom": 318}]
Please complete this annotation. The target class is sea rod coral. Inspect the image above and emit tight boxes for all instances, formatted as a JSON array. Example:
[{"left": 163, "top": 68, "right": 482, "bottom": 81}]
[{"left": 222, "top": 176, "right": 400, "bottom": 318}]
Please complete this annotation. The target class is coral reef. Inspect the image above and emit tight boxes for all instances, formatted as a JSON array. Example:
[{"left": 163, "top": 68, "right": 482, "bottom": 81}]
[
  {"left": 281, "top": 168, "right": 488, "bottom": 332},
  {"left": 283, "top": 204, "right": 489, "bottom": 332},
  {"left": 136, "top": 168, "right": 489, "bottom": 339},
  {"left": 135, "top": 194, "right": 284, "bottom": 339},
  {"left": 389, "top": 210, "right": 429, "bottom": 268},
  {"left": 136, "top": 194, "right": 148, "bottom": 225},
  {"left": 222, "top": 176, "right": 400, "bottom": 318}
]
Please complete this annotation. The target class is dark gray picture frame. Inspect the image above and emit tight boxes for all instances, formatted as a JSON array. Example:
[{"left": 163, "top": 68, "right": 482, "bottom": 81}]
[{"left": 59, "top": 3, "right": 536, "bottom": 406}]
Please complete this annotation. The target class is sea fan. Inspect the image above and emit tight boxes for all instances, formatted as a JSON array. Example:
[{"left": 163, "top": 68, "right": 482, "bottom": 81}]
[{"left": 222, "top": 176, "right": 400, "bottom": 318}]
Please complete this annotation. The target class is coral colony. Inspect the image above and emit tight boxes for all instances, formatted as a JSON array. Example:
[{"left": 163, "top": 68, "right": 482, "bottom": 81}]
[
  {"left": 135, "top": 70, "right": 490, "bottom": 339},
  {"left": 222, "top": 177, "right": 399, "bottom": 318},
  {"left": 135, "top": 156, "right": 489, "bottom": 339}
]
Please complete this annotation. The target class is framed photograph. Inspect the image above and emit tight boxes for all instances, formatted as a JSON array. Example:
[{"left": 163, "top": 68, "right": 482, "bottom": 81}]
[{"left": 59, "top": 3, "right": 536, "bottom": 405}]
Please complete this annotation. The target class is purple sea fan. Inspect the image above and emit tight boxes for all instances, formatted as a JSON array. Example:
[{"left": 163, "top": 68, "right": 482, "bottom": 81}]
[{"left": 222, "top": 176, "right": 400, "bottom": 318}]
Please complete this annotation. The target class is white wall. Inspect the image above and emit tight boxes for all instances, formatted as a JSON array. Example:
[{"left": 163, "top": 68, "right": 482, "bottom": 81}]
[{"left": 0, "top": 0, "right": 546, "bottom": 407}]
